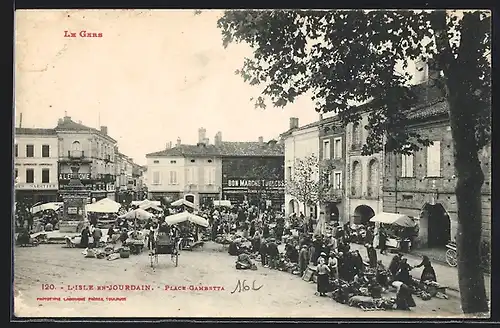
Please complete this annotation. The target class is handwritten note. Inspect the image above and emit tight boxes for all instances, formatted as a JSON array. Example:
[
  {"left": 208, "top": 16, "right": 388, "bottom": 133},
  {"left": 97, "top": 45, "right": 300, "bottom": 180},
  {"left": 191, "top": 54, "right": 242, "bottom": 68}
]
[{"left": 230, "top": 279, "right": 263, "bottom": 294}]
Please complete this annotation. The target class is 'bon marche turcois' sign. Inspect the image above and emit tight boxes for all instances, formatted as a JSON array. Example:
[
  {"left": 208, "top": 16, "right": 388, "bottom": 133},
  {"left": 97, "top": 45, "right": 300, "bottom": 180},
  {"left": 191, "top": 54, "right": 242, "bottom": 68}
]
[{"left": 224, "top": 178, "right": 284, "bottom": 189}]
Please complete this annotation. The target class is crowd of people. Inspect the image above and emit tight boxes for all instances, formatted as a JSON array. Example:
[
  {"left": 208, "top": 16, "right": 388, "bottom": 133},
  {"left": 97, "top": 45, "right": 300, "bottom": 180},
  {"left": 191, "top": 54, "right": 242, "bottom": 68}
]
[{"left": 199, "top": 205, "right": 440, "bottom": 312}]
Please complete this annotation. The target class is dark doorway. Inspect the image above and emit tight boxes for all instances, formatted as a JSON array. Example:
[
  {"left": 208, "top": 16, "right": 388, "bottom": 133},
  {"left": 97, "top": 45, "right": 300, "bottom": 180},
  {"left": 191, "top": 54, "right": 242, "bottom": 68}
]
[
  {"left": 424, "top": 203, "right": 450, "bottom": 248},
  {"left": 326, "top": 203, "right": 340, "bottom": 223},
  {"left": 353, "top": 205, "right": 375, "bottom": 225},
  {"left": 184, "top": 194, "right": 195, "bottom": 204}
]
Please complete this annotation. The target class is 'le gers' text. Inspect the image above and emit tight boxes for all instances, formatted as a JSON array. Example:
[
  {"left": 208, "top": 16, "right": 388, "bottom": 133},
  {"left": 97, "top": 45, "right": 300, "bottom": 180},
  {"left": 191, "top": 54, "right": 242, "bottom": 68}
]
[{"left": 64, "top": 30, "right": 103, "bottom": 38}]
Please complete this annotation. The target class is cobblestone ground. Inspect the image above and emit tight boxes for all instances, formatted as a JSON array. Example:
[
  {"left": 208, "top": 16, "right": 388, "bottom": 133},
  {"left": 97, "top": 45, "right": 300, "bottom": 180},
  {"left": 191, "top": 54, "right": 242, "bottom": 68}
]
[{"left": 13, "top": 243, "right": 465, "bottom": 318}]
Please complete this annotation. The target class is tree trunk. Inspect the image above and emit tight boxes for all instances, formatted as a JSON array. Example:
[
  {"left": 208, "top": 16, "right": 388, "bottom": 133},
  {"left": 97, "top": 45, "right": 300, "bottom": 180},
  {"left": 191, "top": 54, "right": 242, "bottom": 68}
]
[{"left": 447, "top": 85, "right": 488, "bottom": 314}]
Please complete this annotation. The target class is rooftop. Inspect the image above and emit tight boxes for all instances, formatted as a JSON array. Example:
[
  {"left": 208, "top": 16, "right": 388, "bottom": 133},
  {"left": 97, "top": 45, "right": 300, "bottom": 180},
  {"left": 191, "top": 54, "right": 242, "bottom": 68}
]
[
  {"left": 146, "top": 140, "right": 284, "bottom": 158},
  {"left": 15, "top": 128, "right": 57, "bottom": 136},
  {"left": 55, "top": 116, "right": 116, "bottom": 142}
]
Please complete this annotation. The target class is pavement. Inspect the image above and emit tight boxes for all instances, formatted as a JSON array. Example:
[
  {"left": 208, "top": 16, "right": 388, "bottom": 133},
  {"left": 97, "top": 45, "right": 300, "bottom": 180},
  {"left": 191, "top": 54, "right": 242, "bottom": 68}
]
[
  {"left": 348, "top": 243, "right": 491, "bottom": 300},
  {"left": 13, "top": 242, "right": 465, "bottom": 318}
]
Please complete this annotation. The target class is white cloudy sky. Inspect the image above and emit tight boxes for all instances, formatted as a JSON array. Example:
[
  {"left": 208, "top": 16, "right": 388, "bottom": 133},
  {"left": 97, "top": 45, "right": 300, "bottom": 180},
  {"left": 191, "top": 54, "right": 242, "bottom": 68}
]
[{"left": 14, "top": 9, "right": 321, "bottom": 165}]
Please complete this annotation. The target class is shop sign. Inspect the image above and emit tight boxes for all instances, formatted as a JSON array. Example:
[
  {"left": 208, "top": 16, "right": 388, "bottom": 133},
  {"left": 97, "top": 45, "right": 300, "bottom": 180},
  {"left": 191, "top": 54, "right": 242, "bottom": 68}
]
[
  {"left": 16, "top": 183, "right": 58, "bottom": 190},
  {"left": 225, "top": 178, "right": 284, "bottom": 189},
  {"left": 59, "top": 173, "right": 91, "bottom": 180}
]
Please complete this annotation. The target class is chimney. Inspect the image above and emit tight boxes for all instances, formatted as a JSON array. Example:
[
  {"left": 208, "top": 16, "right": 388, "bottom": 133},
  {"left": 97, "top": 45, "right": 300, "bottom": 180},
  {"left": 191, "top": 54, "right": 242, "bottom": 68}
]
[
  {"left": 198, "top": 127, "right": 207, "bottom": 144},
  {"left": 100, "top": 126, "right": 108, "bottom": 135},
  {"left": 165, "top": 141, "right": 172, "bottom": 149},
  {"left": 289, "top": 117, "right": 299, "bottom": 130},
  {"left": 258, "top": 136, "right": 264, "bottom": 145},
  {"left": 176, "top": 137, "right": 181, "bottom": 147},
  {"left": 214, "top": 131, "right": 222, "bottom": 146}
]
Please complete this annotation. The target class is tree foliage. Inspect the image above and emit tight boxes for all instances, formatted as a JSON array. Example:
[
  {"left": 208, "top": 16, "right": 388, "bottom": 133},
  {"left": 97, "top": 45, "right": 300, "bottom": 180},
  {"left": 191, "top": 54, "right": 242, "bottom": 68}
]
[
  {"left": 217, "top": 10, "right": 491, "bottom": 155},
  {"left": 285, "top": 154, "right": 335, "bottom": 209},
  {"left": 218, "top": 9, "right": 491, "bottom": 314}
]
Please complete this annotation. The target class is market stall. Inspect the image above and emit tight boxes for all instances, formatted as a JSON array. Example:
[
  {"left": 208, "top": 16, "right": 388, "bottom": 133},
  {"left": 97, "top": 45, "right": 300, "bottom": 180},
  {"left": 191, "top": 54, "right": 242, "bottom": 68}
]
[
  {"left": 369, "top": 213, "right": 417, "bottom": 252},
  {"left": 213, "top": 200, "right": 232, "bottom": 208},
  {"left": 118, "top": 208, "right": 154, "bottom": 221},
  {"left": 85, "top": 198, "right": 121, "bottom": 213},
  {"left": 170, "top": 198, "right": 196, "bottom": 209},
  {"left": 30, "top": 202, "right": 63, "bottom": 214}
]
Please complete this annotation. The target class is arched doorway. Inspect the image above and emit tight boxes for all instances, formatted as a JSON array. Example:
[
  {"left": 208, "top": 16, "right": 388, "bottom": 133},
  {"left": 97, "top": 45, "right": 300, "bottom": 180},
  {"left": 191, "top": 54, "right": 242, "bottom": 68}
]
[
  {"left": 353, "top": 205, "right": 375, "bottom": 225},
  {"left": 184, "top": 194, "right": 195, "bottom": 204},
  {"left": 288, "top": 199, "right": 297, "bottom": 215},
  {"left": 325, "top": 203, "right": 339, "bottom": 223},
  {"left": 422, "top": 203, "right": 450, "bottom": 248}
]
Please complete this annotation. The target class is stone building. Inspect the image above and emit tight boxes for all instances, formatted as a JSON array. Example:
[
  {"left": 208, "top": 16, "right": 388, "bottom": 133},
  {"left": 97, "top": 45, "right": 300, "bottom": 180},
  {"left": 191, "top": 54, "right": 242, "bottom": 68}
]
[
  {"left": 318, "top": 115, "right": 346, "bottom": 223},
  {"left": 383, "top": 88, "right": 492, "bottom": 248},
  {"left": 344, "top": 106, "right": 385, "bottom": 225},
  {"left": 55, "top": 115, "right": 117, "bottom": 202},
  {"left": 14, "top": 128, "right": 59, "bottom": 205},
  {"left": 281, "top": 117, "right": 321, "bottom": 218}
]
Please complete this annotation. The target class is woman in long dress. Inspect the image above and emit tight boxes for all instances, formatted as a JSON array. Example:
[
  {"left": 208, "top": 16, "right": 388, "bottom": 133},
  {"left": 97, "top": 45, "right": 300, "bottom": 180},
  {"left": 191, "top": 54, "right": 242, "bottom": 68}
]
[
  {"left": 413, "top": 255, "right": 437, "bottom": 283},
  {"left": 316, "top": 257, "right": 330, "bottom": 296}
]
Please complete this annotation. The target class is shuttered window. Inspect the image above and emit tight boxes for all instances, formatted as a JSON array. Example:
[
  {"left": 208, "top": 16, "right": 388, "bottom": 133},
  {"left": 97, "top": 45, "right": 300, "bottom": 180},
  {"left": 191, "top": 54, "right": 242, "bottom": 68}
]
[
  {"left": 401, "top": 154, "right": 414, "bottom": 177},
  {"left": 426, "top": 141, "right": 441, "bottom": 177}
]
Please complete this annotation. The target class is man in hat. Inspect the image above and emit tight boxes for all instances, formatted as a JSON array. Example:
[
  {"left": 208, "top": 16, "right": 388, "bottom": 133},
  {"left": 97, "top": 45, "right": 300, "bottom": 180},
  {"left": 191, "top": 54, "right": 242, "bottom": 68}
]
[
  {"left": 259, "top": 239, "right": 268, "bottom": 267},
  {"left": 298, "top": 244, "right": 309, "bottom": 277},
  {"left": 267, "top": 238, "right": 279, "bottom": 269}
]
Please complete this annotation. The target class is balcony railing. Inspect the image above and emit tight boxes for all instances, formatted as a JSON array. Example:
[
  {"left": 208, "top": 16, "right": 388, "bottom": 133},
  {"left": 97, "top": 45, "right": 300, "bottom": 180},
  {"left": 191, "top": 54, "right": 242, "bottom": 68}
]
[
  {"left": 327, "top": 188, "right": 344, "bottom": 202},
  {"left": 68, "top": 150, "right": 85, "bottom": 158}
]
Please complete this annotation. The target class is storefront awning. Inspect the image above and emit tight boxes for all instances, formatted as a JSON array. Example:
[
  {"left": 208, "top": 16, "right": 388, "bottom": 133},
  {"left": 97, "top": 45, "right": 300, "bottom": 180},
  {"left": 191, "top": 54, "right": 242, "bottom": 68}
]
[{"left": 369, "top": 212, "right": 417, "bottom": 228}]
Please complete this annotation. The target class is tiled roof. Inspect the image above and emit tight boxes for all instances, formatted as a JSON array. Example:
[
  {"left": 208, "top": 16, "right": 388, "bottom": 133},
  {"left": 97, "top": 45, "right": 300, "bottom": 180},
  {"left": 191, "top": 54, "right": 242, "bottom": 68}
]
[
  {"left": 280, "top": 120, "right": 321, "bottom": 138},
  {"left": 406, "top": 100, "right": 449, "bottom": 120},
  {"left": 146, "top": 141, "right": 284, "bottom": 158},
  {"left": 15, "top": 128, "right": 57, "bottom": 136},
  {"left": 218, "top": 141, "right": 284, "bottom": 157},
  {"left": 55, "top": 118, "right": 116, "bottom": 142}
]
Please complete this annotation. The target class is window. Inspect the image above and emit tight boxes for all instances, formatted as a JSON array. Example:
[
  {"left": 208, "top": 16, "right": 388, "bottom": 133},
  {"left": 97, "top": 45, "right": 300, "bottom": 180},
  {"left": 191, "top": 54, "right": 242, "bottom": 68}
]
[
  {"left": 334, "top": 137, "right": 342, "bottom": 159},
  {"left": 190, "top": 159, "right": 195, "bottom": 163},
  {"left": 323, "top": 140, "right": 331, "bottom": 159},
  {"left": 401, "top": 154, "right": 414, "bottom": 178},
  {"left": 15, "top": 168, "right": 18, "bottom": 179},
  {"left": 368, "top": 159, "right": 379, "bottom": 197},
  {"left": 205, "top": 167, "right": 213, "bottom": 185},
  {"left": 26, "top": 168, "right": 34, "bottom": 183},
  {"left": 15, "top": 144, "right": 18, "bottom": 157},
  {"left": 170, "top": 160, "right": 176, "bottom": 164},
  {"left": 72, "top": 141, "right": 81, "bottom": 151},
  {"left": 169, "top": 171, "right": 177, "bottom": 184},
  {"left": 153, "top": 160, "right": 160, "bottom": 164},
  {"left": 208, "top": 159, "right": 213, "bottom": 163},
  {"left": 351, "top": 161, "right": 361, "bottom": 196},
  {"left": 26, "top": 144, "right": 34, "bottom": 157},
  {"left": 152, "top": 171, "right": 160, "bottom": 185},
  {"left": 42, "top": 169, "right": 50, "bottom": 183},
  {"left": 334, "top": 171, "right": 342, "bottom": 189},
  {"left": 42, "top": 145, "right": 50, "bottom": 158},
  {"left": 352, "top": 122, "right": 361, "bottom": 145},
  {"left": 426, "top": 141, "right": 441, "bottom": 177},
  {"left": 286, "top": 166, "right": 292, "bottom": 180}
]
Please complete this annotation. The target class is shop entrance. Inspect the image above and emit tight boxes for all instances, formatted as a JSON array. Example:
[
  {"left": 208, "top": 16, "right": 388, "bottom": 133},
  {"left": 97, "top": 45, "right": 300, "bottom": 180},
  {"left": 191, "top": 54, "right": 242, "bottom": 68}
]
[
  {"left": 423, "top": 203, "right": 450, "bottom": 248},
  {"left": 325, "top": 202, "right": 339, "bottom": 223},
  {"left": 353, "top": 205, "right": 375, "bottom": 225}
]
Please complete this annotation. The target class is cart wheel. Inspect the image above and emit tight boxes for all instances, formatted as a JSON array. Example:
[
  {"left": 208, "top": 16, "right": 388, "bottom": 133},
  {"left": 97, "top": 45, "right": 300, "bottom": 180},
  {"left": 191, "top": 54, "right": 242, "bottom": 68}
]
[{"left": 446, "top": 249, "right": 457, "bottom": 267}]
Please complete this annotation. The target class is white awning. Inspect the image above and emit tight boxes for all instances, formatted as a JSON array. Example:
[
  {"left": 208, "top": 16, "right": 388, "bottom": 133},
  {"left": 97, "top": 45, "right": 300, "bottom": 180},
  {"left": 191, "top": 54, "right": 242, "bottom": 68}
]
[
  {"left": 213, "top": 200, "right": 232, "bottom": 207},
  {"left": 369, "top": 212, "right": 417, "bottom": 228}
]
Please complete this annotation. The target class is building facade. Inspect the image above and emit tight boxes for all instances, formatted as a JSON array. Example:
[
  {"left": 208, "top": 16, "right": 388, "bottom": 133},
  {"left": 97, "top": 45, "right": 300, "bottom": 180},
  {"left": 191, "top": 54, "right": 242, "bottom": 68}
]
[
  {"left": 344, "top": 108, "right": 384, "bottom": 225},
  {"left": 282, "top": 117, "right": 321, "bottom": 218},
  {"left": 14, "top": 128, "right": 59, "bottom": 205},
  {"left": 220, "top": 138, "right": 285, "bottom": 210},
  {"left": 382, "top": 100, "right": 492, "bottom": 248},
  {"left": 55, "top": 115, "right": 117, "bottom": 202},
  {"left": 318, "top": 116, "right": 346, "bottom": 223},
  {"left": 146, "top": 135, "right": 222, "bottom": 207}
]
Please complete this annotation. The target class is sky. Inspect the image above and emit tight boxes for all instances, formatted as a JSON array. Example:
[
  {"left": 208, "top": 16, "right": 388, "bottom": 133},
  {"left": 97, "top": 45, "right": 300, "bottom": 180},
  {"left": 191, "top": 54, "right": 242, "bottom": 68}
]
[{"left": 14, "top": 10, "right": 321, "bottom": 166}]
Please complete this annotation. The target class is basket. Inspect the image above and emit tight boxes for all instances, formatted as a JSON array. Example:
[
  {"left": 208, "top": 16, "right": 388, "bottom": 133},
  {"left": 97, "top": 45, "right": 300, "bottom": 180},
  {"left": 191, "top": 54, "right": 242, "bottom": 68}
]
[{"left": 120, "top": 248, "right": 130, "bottom": 258}]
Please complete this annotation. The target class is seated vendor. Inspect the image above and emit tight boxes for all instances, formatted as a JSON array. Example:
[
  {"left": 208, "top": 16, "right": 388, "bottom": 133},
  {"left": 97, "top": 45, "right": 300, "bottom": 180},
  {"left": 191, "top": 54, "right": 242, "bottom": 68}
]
[
  {"left": 353, "top": 271, "right": 369, "bottom": 287},
  {"left": 285, "top": 243, "right": 299, "bottom": 263},
  {"left": 228, "top": 240, "right": 240, "bottom": 256},
  {"left": 235, "top": 251, "right": 254, "bottom": 270}
]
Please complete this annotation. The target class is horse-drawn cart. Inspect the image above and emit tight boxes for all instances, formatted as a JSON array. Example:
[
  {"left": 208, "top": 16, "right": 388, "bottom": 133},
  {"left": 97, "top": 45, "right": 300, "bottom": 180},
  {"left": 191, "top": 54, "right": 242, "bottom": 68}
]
[{"left": 149, "top": 232, "right": 182, "bottom": 268}]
